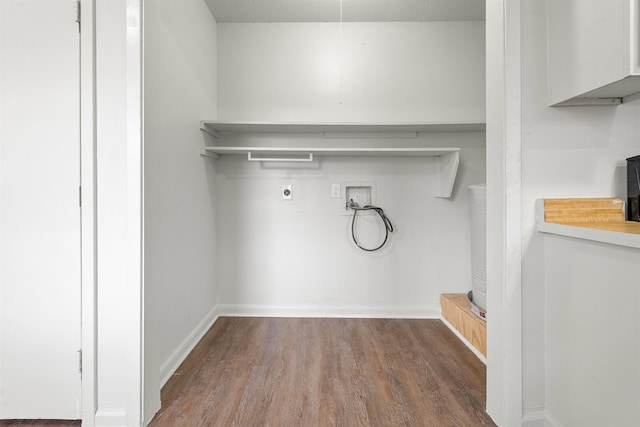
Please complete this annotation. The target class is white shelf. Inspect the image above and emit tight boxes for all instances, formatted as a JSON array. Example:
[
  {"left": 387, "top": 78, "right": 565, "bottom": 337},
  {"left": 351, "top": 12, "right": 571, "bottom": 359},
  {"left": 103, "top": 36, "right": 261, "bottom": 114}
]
[
  {"left": 202, "top": 146, "right": 459, "bottom": 198},
  {"left": 203, "top": 146, "right": 458, "bottom": 157},
  {"left": 200, "top": 120, "right": 485, "bottom": 136},
  {"left": 199, "top": 120, "right": 475, "bottom": 199}
]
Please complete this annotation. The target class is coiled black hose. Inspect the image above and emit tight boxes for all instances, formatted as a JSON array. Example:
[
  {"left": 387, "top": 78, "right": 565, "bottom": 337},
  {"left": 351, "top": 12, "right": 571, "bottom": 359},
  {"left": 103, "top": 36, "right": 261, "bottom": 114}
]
[{"left": 347, "top": 200, "right": 394, "bottom": 252}]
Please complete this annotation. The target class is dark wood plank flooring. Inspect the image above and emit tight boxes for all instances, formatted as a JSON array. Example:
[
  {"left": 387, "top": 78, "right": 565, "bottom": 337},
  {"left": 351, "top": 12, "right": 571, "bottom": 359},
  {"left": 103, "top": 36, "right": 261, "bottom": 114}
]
[{"left": 149, "top": 317, "right": 496, "bottom": 426}]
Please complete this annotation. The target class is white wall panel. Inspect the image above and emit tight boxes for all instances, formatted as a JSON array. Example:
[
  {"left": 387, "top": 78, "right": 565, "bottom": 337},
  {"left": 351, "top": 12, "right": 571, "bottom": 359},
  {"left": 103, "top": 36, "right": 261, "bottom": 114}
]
[
  {"left": 215, "top": 133, "right": 485, "bottom": 315},
  {"left": 215, "top": 21, "right": 485, "bottom": 315},
  {"left": 217, "top": 22, "right": 485, "bottom": 123},
  {"left": 143, "top": 0, "right": 218, "bottom": 422}
]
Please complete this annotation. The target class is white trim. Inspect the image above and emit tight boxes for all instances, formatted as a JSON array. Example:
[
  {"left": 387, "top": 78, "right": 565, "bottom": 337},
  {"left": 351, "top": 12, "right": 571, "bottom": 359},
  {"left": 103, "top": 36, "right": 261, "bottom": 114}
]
[
  {"left": 522, "top": 408, "right": 547, "bottom": 427},
  {"left": 502, "top": 0, "right": 524, "bottom": 423},
  {"left": 124, "top": 0, "right": 144, "bottom": 424},
  {"left": 216, "top": 304, "right": 441, "bottom": 319},
  {"left": 440, "top": 316, "right": 487, "bottom": 364},
  {"left": 94, "top": 409, "right": 127, "bottom": 427},
  {"left": 143, "top": 401, "right": 161, "bottom": 427},
  {"left": 485, "top": 0, "right": 523, "bottom": 425},
  {"left": 160, "top": 306, "right": 221, "bottom": 387},
  {"left": 544, "top": 409, "right": 565, "bottom": 427},
  {"left": 80, "top": 0, "right": 97, "bottom": 425},
  {"left": 630, "top": 0, "right": 640, "bottom": 75},
  {"left": 537, "top": 219, "right": 640, "bottom": 248}
]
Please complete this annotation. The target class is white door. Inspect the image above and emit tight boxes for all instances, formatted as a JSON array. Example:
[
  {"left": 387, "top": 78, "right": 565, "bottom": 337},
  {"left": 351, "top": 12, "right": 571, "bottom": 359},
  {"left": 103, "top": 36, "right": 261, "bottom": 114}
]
[{"left": 0, "top": 0, "right": 81, "bottom": 418}]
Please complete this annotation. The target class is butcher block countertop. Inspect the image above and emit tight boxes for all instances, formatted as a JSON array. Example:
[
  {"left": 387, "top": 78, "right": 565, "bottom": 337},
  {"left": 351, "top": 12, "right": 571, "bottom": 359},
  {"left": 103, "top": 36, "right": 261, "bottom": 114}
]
[{"left": 536, "top": 198, "right": 640, "bottom": 248}]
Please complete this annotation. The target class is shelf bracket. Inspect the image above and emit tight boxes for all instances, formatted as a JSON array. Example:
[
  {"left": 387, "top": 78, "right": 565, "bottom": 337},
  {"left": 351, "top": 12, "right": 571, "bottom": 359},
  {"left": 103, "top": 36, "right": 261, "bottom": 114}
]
[
  {"left": 200, "top": 122, "right": 220, "bottom": 139},
  {"left": 435, "top": 151, "right": 459, "bottom": 199}
]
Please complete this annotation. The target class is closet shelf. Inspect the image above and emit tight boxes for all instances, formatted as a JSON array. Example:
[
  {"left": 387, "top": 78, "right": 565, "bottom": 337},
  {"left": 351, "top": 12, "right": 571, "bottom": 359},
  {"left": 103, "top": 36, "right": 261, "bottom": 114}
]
[
  {"left": 202, "top": 146, "right": 459, "bottom": 199},
  {"left": 202, "top": 146, "right": 459, "bottom": 157},
  {"left": 200, "top": 120, "right": 485, "bottom": 136},
  {"left": 199, "top": 120, "right": 473, "bottom": 199}
]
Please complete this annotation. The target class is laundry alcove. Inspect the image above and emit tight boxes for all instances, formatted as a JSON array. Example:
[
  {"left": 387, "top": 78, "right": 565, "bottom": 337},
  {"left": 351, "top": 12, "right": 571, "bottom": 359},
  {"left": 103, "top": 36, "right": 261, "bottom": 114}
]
[{"left": 142, "top": 0, "right": 487, "bottom": 422}]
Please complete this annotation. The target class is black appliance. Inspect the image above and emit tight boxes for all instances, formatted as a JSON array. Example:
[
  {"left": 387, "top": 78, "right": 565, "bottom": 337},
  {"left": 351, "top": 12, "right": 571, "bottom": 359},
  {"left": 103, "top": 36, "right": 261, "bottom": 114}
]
[{"left": 627, "top": 155, "right": 640, "bottom": 222}]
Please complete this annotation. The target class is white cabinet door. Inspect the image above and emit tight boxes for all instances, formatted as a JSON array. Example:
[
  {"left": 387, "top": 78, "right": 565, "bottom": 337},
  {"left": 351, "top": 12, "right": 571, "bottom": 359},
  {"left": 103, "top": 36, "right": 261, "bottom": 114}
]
[
  {"left": 548, "top": 0, "right": 640, "bottom": 105},
  {"left": 0, "top": 0, "right": 81, "bottom": 419}
]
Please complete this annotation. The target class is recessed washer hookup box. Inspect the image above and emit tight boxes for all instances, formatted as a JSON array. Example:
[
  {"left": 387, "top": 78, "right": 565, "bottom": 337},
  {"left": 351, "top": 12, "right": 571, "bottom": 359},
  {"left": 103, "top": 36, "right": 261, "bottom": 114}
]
[{"left": 627, "top": 155, "right": 640, "bottom": 222}]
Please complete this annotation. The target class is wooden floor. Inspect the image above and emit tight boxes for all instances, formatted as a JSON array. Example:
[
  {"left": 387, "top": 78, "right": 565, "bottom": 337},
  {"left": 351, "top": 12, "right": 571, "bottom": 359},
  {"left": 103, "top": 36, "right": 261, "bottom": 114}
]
[{"left": 149, "top": 317, "right": 495, "bottom": 427}]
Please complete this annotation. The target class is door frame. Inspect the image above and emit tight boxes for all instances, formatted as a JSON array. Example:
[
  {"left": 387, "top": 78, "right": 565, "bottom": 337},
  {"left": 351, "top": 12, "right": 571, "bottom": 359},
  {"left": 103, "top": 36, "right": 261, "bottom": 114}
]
[
  {"left": 485, "top": 0, "right": 523, "bottom": 425},
  {"left": 80, "top": 0, "right": 97, "bottom": 423},
  {"left": 79, "top": 0, "right": 523, "bottom": 425},
  {"left": 80, "top": 0, "right": 144, "bottom": 424}
]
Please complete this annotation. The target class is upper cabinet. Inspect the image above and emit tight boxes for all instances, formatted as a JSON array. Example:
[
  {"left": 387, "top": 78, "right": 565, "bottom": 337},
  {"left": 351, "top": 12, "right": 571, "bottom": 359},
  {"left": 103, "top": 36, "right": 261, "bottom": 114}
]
[{"left": 548, "top": 0, "right": 640, "bottom": 106}]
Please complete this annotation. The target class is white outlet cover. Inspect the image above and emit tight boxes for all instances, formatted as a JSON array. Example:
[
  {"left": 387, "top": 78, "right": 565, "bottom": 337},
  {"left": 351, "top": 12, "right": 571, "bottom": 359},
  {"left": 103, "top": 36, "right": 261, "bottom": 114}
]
[{"left": 331, "top": 183, "right": 341, "bottom": 198}]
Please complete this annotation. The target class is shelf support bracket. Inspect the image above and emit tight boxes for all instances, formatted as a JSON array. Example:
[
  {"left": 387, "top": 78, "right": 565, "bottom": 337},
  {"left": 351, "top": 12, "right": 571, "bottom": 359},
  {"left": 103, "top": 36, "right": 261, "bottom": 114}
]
[
  {"left": 200, "top": 122, "right": 220, "bottom": 139},
  {"left": 435, "top": 151, "right": 459, "bottom": 199}
]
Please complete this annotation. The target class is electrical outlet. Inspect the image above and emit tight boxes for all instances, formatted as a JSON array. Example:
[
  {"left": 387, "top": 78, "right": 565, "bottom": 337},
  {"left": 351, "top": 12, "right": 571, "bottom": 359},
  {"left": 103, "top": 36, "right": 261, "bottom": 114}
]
[
  {"left": 282, "top": 184, "right": 292, "bottom": 200},
  {"left": 331, "top": 183, "right": 341, "bottom": 198}
]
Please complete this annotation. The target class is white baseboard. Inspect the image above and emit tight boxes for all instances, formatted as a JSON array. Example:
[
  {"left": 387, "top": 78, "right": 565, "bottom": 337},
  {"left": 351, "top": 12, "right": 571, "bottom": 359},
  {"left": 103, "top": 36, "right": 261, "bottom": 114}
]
[
  {"left": 522, "top": 408, "right": 547, "bottom": 427},
  {"left": 544, "top": 409, "right": 565, "bottom": 427},
  {"left": 94, "top": 409, "right": 127, "bottom": 427},
  {"left": 143, "top": 400, "right": 162, "bottom": 427},
  {"left": 216, "top": 303, "right": 441, "bottom": 319},
  {"left": 159, "top": 305, "right": 221, "bottom": 387},
  {"left": 440, "top": 316, "right": 487, "bottom": 364},
  {"left": 521, "top": 408, "right": 564, "bottom": 427}
]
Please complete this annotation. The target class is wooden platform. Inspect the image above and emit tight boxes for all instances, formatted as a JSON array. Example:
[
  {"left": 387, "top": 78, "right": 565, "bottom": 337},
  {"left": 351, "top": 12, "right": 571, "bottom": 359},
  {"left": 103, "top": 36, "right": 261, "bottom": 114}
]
[{"left": 441, "top": 293, "right": 486, "bottom": 357}]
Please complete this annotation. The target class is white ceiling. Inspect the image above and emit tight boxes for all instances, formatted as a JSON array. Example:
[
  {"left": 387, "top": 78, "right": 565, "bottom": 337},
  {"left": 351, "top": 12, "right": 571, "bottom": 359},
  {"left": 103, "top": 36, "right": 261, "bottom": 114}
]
[{"left": 204, "top": 0, "right": 485, "bottom": 23}]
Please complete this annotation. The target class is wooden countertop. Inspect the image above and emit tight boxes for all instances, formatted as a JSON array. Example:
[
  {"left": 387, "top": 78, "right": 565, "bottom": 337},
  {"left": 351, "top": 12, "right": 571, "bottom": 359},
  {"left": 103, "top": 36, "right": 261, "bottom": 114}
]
[{"left": 536, "top": 198, "right": 640, "bottom": 248}]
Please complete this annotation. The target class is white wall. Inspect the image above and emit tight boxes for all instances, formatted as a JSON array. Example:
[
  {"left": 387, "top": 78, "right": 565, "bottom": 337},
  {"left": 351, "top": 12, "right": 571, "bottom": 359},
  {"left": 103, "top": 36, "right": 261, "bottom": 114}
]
[
  {"left": 218, "top": 22, "right": 485, "bottom": 123},
  {"left": 215, "top": 22, "right": 485, "bottom": 316},
  {"left": 0, "top": 0, "right": 81, "bottom": 418},
  {"left": 143, "top": 0, "right": 218, "bottom": 422},
  {"left": 521, "top": 0, "right": 640, "bottom": 424}
]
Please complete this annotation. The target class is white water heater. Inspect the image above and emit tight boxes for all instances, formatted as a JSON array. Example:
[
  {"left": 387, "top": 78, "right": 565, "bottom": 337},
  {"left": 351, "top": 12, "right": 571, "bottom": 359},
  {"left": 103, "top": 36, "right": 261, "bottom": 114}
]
[{"left": 468, "top": 184, "right": 487, "bottom": 319}]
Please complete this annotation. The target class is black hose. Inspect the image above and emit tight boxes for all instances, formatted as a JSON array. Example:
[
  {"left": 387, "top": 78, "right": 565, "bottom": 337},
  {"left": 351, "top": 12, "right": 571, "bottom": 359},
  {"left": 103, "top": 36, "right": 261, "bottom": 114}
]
[{"left": 347, "top": 200, "right": 394, "bottom": 252}]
